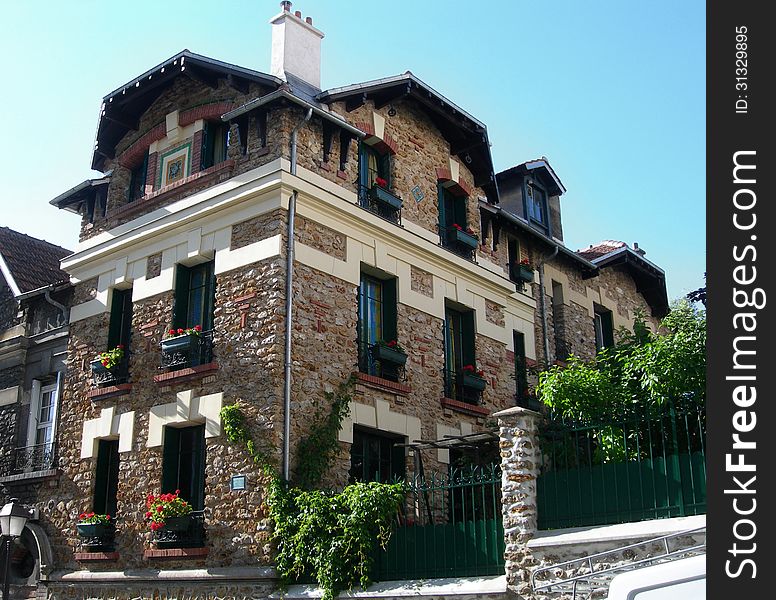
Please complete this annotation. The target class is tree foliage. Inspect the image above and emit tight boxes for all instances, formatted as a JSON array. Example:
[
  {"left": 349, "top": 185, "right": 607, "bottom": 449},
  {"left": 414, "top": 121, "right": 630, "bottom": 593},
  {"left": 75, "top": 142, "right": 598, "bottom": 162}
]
[{"left": 537, "top": 301, "right": 706, "bottom": 421}]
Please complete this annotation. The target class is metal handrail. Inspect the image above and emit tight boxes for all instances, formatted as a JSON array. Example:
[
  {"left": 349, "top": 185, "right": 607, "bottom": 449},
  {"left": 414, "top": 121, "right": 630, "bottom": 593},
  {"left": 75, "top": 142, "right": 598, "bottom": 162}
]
[{"left": 531, "top": 526, "right": 706, "bottom": 597}]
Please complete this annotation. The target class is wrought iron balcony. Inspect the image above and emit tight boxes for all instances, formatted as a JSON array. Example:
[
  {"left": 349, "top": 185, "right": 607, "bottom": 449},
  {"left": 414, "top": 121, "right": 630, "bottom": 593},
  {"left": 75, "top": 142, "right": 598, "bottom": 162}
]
[
  {"left": 443, "top": 369, "right": 485, "bottom": 405},
  {"left": 358, "top": 184, "right": 402, "bottom": 225},
  {"left": 160, "top": 330, "right": 214, "bottom": 371},
  {"left": 440, "top": 226, "right": 477, "bottom": 261},
  {"left": 0, "top": 442, "right": 57, "bottom": 476},
  {"left": 153, "top": 510, "right": 206, "bottom": 549},
  {"left": 357, "top": 339, "right": 406, "bottom": 383},
  {"left": 90, "top": 355, "right": 129, "bottom": 387}
]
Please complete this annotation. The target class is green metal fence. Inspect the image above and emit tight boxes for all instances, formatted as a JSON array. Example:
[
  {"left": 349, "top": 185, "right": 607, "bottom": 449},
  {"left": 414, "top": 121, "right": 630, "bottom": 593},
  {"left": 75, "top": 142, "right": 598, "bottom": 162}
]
[
  {"left": 376, "top": 464, "right": 505, "bottom": 580},
  {"left": 537, "top": 403, "right": 706, "bottom": 530}
]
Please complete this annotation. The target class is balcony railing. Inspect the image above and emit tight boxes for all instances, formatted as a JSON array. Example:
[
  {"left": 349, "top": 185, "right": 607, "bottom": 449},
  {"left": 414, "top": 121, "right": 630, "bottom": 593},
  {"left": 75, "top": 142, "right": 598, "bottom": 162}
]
[
  {"left": 0, "top": 442, "right": 56, "bottom": 476},
  {"left": 443, "top": 368, "right": 485, "bottom": 405},
  {"left": 357, "top": 339, "right": 406, "bottom": 383},
  {"left": 90, "top": 355, "right": 129, "bottom": 387},
  {"left": 152, "top": 510, "right": 206, "bottom": 549},
  {"left": 440, "top": 226, "right": 477, "bottom": 261},
  {"left": 358, "top": 184, "right": 402, "bottom": 225},
  {"left": 160, "top": 330, "right": 214, "bottom": 371}
]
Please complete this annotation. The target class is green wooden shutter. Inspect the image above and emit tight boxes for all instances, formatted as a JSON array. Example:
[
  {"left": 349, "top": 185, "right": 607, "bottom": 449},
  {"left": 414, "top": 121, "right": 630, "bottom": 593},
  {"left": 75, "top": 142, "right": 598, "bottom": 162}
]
[
  {"left": 204, "top": 262, "right": 216, "bottom": 331},
  {"left": 173, "top": 265, "right": 191, "bottom": 330},
  {"left": 455, "top": 196, "right": 468, "bottom": 229},
  {"left": 383, "top": 278, "right": 398, "bottom": 343},
  {"left": 602, "top": 312, "right": 615, "bottom": 348},
  {"left": 93, "top": 440, "right": 119, "bottom": 516},
  {"left": 514, "top": 332, "right": 527, "bottom": 402},
  {"left": 462, "top": 310, "right": 476, "bottom": 366},
  {"left": 107, "top": 288, "right": 133, "bottom": 349},
  {"left": 201, "top": 122, "right": 212, "bottom": 170},
  {"left": 162, "top": 426, "right": 181, "bottom": 494},
  {"left": 191, "top": 425, "right": 206, "bottom": 511},
  {"left": 437, "top": 183, "right": 447, "bottom": 232},
  {"left": 358, "top": 142, "right": 369, "bottom": 190}
]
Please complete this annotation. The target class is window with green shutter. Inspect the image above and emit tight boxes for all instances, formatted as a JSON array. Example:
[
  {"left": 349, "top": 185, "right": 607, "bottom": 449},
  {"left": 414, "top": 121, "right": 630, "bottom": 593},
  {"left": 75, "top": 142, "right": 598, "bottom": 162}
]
[
  {"left": 162, "top": 425, "right": 206, "bottom": 511},
  {"left": 359, "top": 143, "right": 391, "bottom": 192},
  {"left": 93, "top": 439, "right": 119, "bottom": 517},
  {"left": 107, "top": 287, "right": 133, "bottom": 351},
  {"left": 514, "top": 331, "right": 528, "bottom": 406},
  {"left": 173, "top": 262, "right": 216, "bottom": 331},
  {"left": 444, "top": 305, "right": 476, "bottom": 402},
  {"left": 201, "top": 121, "right": 229, "bottom": 170},
  {"left": 594, "top": 304, "right": 615, "bottom": 351},
  {"left": 358, "top": 272, "right": 400, "bottom": 381}
]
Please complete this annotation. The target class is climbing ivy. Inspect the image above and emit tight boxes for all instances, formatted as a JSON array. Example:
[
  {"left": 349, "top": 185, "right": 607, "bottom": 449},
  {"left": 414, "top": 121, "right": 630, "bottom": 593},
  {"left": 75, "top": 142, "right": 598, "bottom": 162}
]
[
  {"left": 293, "top": 373, "right": 356, "bottom": 489},
  {"left": 219, "top": 376, "right": 404, "bottom": 600}
]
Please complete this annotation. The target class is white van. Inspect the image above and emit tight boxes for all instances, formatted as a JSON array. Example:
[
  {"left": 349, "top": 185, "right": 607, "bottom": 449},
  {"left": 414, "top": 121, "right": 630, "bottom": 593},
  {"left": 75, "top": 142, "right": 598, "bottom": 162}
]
[{"left": 606, "top": 554, "right": 705, "bottom": 599}]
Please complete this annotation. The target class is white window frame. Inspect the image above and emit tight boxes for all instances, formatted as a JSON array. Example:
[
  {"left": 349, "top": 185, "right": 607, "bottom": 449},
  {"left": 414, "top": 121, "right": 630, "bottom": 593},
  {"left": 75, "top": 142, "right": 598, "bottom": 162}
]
[{"left": 26, "top": 374, "right": 61, "bottom": 451}]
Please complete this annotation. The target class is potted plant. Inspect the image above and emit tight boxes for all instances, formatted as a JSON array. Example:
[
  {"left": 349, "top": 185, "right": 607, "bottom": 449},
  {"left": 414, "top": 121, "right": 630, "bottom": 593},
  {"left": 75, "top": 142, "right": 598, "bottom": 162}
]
[
  {"left": 460, "top": 364, "right": 487, "bottom": 391},
  {"left": 449, "top": 223, "right": 478, "bottom": 249},
  {"left": 145, "top": 491, "right": 193, "bottom": 534},
  {"left": 371, "top": 339, "right": 408, "bottom": 366},
  {"left": 368, "top": 176, "right": 403, "bottom": 210},
  {"left": 160, "top": 325, "right": 202, "bottom": 353},
  {"left": 76, "top": 512, "right": 114, "bottom": 541},
  {"left": 90, "top": 345, "right": 125, "bottom": 375}
]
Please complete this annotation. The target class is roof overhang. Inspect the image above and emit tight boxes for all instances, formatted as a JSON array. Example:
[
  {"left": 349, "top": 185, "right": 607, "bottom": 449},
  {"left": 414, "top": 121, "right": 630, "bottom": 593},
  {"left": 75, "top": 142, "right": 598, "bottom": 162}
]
[
  {"left": 91, "top": 50, "right": 282, "bottom": 171},
  {"left": 590, "top": 247, "right": 670, "bottom": 318},
  {"left": 318, "top": 73, "right": 497, "bottom": 198},
  {"left": 223, "top": 89, "right": 366, "bottom": 138},
  {"left": 497, "top": 158, "right": 566, "bottom": 196},
  {"left": 480, "top": 200, "right": 598, "bottom": 276},
  {"left": 49, "top": 174, "right": 111, "bottom": 215}
]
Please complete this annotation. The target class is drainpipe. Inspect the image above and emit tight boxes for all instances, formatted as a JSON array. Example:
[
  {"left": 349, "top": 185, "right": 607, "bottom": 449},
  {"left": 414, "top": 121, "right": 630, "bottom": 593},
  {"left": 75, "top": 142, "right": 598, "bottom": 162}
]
[
  {"left": 536, "top": 246, "right": 558, "bottom": 367},
  {"left": 283, "top": 107, "right": 313, "bottom": 482}
]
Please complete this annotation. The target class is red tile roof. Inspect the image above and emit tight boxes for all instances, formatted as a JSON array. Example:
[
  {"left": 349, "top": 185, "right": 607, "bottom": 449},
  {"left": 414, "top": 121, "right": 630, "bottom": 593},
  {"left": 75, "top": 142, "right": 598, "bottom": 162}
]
[
  {"left": 577, "top": 240, "right": 626, "bottom": 261},
  {"left": 0, "top": 227, "right": 71, "bottom": 294}
]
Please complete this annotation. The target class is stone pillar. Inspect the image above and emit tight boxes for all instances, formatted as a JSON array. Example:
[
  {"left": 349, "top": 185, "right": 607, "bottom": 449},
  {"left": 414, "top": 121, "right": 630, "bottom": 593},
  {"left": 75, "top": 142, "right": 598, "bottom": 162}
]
[{"left": 494, "top": 406, "right": 542, "bottom": 597}]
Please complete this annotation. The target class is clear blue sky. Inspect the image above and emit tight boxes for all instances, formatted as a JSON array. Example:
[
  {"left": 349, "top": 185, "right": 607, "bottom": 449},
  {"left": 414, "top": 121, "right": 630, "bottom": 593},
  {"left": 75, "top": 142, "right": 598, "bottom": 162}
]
[{"left": 0, "top": 0, "right": 705, "bottom": 301}]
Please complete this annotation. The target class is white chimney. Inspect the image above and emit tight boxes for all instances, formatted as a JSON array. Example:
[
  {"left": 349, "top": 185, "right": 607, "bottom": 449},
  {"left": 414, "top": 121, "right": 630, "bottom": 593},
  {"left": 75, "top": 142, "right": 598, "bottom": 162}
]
[{"left": 270, "top": 2, "right": 325, "bottom": 89}]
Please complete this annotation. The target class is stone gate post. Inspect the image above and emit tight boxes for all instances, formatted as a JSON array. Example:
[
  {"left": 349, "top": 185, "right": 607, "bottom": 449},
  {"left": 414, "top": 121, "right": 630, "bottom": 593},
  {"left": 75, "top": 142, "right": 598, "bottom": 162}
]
[{"left": 494, "top": 406, "right": 542, "bottom": 597}]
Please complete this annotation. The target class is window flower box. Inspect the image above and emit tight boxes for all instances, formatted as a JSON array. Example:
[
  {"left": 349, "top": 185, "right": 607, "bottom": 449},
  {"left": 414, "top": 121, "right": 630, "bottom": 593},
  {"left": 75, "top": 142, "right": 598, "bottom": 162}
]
[
  {"left": 371, "top": 341, "right": 408, "bottom": 367},
  {"left": 76, "top": 514, "right": 115, "bottom": 551},
  {"left": 160, "top": 326, "right": 211, "bottom": 370},
  {"left": 511, "top": 263, "right": 535, "bottom": 283},
  {"left": 449, "top": 226, "right": 478, "bottom": 250},
  {"left": 461, "top": 372, "right": 487, "bottom": 392},
  {"left": 368, "top": 185, "right": 403, "bottom": 211}
]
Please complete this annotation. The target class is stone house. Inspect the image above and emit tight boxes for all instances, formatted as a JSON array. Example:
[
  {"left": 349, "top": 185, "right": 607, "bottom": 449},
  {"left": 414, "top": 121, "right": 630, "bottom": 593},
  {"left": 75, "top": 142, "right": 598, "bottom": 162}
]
[
  {"left": 0, "top": 226, "right": 72, "bottom": 593},
  {"left": 13, "top": 3, "right": 670, "bottom": 598}
]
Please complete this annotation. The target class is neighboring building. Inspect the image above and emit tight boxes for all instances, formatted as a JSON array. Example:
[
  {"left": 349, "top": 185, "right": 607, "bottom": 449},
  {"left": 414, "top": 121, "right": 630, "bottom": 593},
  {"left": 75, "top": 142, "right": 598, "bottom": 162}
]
[
  {"left": 11, "top": 3, "right": 669, "bottom": 598},
  {"left": 0, "top": 226, "right": 72, "bottom": 593}
]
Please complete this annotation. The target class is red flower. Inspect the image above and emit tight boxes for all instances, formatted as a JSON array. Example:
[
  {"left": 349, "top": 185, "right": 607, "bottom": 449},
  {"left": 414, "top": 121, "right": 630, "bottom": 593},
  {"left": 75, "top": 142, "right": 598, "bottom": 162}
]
[
  {"left": 466, "top": 227, "right": 475, "bottom": 235},
  {"left": 375, "top": 177, "right": 387, "bottom": 188},
  {"left": 168, "top": 329, "right": 176, "bottom": 336},
  {"left": 453, "top": 223, "right": 462, "bottom": 230},
  {"left": 156, "top": 505, "right": 163, "bottom": 513},
  {"left": 387, "top": 340, "right": 396, "bottom": 347},
  {"left": 177, "top": 328, "right": 184, "bottom": 334},
  {"left": 117, "top": 344, "right": 124, "bottom": 349},
  {"left": 462, "top": 364, "right": 475, "bottom": 372},
  {"left": 193, "top": 325, "right": 201, "bottom": 332},
  {"left": 105, "top": 514, "right": 110, "bottom": 520},
  {"left": 145, "top": 511, "right": 152, "bottom": 518},
  {"left": 520, "top": 258, "right": 530, "bottom": 266}
]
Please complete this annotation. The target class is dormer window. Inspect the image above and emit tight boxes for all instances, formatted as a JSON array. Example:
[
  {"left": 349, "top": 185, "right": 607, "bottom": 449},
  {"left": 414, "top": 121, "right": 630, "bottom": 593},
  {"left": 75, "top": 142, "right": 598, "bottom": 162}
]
[
  {"left": 201, "top": 121, "right": 230, "bottom": 170},
  {"left": 525, "top": 181, "right": 548, "bottom": 232}
]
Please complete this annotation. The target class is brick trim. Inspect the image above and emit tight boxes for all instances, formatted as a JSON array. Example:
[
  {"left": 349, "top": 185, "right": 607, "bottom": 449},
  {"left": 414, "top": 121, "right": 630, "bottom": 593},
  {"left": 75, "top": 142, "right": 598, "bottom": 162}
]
[
  {"left": 354, "top": 120, "right": 399, "bottom": 155},
  {"left": 435, "top": 168, "right": 472, "bottom": 197},
  {"left": 87, "top": 383, "right": 133, "bottom": 401},
  {"left": 119, "top": 123, "right": 167, "bottom": 169},
  {"left": 144, "top": 547, "right": 209, "bottom": 559},
  {"left": 75, "top": 551, "right": 120, "bottom": 562},
  {"left": 110, "top": 160, "right": 235, "bottom": 221},
  {"left": 153, "top": 362, "right": 219, "bottom": 385},
  {"left": 354, "top": 372, "right": 412, "bottom": 396},
  {"left": 440, "top": 397, "right": 490, "bottom": 417},
  {"left": 179, "top": 102, "right": 236, "bottom": 127}
]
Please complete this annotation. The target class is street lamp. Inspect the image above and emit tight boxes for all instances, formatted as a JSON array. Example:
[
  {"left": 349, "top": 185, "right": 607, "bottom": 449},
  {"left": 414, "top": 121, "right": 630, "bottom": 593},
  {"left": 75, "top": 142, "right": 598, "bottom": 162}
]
[{"left": 0, "top": 499, "right": 32, "bottom": 600}]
